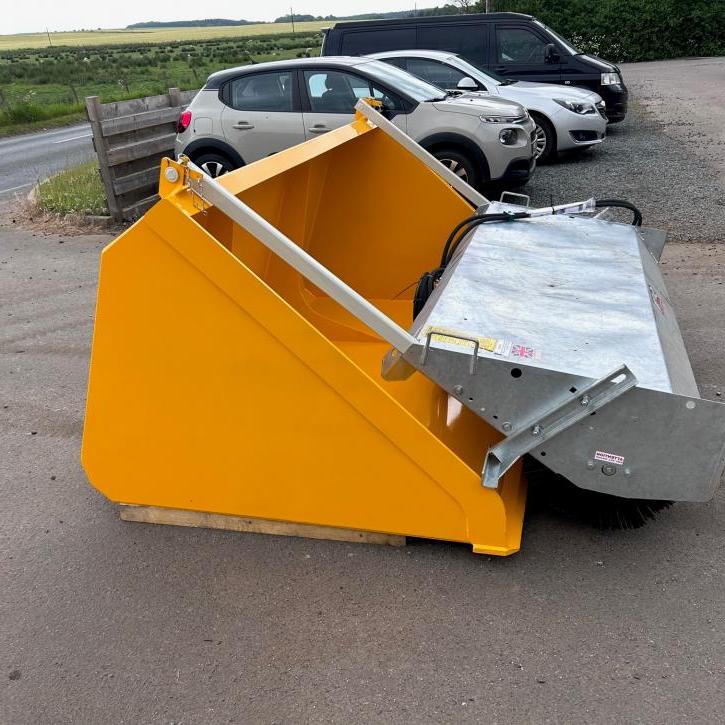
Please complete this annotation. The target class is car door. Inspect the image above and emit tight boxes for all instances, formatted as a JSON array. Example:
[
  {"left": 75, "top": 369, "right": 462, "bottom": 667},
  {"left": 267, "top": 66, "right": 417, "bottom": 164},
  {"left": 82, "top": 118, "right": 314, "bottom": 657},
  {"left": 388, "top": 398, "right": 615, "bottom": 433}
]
[
  {"left": 219, "top": 69, "right": 305, "bottom": 163},
  {"left": 301, "top": 69, "right": 406, "bottom": 139},
  {"left": 493, "top": 24, "right": 562, "bottom": 83}
]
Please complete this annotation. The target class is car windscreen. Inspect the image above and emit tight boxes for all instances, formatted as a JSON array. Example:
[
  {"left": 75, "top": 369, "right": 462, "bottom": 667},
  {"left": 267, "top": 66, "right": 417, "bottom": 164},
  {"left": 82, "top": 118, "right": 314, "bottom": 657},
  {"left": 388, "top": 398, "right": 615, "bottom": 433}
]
[
  {"left": 453, "top": 55, "right": 508, "bottom": 83},
  {"left": 356, "top": 60, "right": 447, "bottom": 102},
  {"left": 446, "top": 55, "right": 502, "bottom": 86},
  {"left": 533, "top": 20, "right": 580, "bottom": 55}
]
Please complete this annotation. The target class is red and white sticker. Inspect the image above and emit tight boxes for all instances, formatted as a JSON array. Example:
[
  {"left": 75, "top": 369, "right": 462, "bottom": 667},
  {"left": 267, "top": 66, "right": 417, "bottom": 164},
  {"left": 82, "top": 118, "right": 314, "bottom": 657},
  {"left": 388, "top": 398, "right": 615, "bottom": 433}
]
[
  {"left": 649, "top": 285, "right": 666, "bottom": 316},
  {"left": 511, "top": 343, "right": 542, "bottom": 361},
  {"left": 594, "top": 450, "right": 625, "bottom": 465}
]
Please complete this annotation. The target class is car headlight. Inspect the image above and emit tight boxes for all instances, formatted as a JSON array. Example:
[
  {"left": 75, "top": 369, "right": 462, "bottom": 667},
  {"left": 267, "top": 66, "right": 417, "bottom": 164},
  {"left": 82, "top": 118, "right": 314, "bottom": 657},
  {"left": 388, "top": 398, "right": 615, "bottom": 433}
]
[
  {"left": 601, "top": 72, "right": 622, "bottom": 85},
  {"left": 553, "top": 98, "right": 596, "bottom": 115},
  {"left": 480, "top": 113, "right": 528, "bottom": 124},
  {"left": 499, "top": 128, "right": 517, "bottom": 146}
]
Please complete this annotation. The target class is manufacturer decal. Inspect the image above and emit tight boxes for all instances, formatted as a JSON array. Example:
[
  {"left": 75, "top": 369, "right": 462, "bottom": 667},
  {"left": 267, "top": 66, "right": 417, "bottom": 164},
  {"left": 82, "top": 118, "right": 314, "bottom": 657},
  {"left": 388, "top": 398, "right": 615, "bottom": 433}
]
[{"left": 594, "top": 450, "right": 625, "bottom": 465}]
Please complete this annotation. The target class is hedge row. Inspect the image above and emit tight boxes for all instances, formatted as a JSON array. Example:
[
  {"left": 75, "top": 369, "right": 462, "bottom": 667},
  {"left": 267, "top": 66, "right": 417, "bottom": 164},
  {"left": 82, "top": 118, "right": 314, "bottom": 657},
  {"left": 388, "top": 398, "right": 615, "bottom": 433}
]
[{"left": 486, "top": 0, "right": 725, "bottom": 62}]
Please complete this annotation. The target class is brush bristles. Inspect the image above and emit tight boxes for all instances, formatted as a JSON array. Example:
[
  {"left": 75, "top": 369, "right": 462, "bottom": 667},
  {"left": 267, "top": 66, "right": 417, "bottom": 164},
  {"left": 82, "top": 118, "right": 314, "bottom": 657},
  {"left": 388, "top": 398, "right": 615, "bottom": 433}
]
[{"left": 525, "top": 459, "right": 673, "bottom": 530}]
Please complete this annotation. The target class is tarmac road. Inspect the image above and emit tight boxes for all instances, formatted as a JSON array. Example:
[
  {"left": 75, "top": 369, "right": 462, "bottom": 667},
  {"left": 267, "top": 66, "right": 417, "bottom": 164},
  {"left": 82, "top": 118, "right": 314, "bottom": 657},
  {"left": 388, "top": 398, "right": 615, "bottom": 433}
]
[
  {"left": 2, "top": 59, "right": 725, "bottom": 724},
  {"left": 0, "top": 123, "right": 93, "bottom": 198}
]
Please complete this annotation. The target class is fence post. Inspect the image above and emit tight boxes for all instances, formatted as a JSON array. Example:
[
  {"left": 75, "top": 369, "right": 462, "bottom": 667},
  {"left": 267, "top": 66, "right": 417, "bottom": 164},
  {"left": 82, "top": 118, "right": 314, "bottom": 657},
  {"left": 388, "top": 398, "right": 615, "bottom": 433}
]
[
  {"left": 168, "top": 87, "right": 182, "bottom": 108},
  {"left": 85, "top": 95, "right": 122, "bottom": 221}
]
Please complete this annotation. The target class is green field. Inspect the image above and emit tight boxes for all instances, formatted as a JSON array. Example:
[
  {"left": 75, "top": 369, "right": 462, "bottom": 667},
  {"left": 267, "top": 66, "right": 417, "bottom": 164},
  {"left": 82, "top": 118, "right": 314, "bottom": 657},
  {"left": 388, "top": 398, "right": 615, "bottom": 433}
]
[
  {"left": 0, "top": 22, "right": 329, "bottom": 50},
  {"left": 0, "top": 29, "right": 324, "bottom": 132}
]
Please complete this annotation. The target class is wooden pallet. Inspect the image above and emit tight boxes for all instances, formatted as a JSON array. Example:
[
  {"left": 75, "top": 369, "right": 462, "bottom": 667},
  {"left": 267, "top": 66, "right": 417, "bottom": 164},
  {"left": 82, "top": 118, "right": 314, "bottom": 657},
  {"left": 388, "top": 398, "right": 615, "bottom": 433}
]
[{"left": 119, "top": 505, "right": 406, "bottom": 548}]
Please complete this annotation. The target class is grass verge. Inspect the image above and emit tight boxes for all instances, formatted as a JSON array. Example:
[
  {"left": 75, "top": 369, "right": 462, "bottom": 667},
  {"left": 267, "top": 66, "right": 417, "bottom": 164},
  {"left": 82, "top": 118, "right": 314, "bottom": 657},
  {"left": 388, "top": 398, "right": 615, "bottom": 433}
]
[
  {"left": 36, "top": 160, "right": 107, "bottom": 216},
  {"left": 0, "top": 110, "right": 87, "bottom": 137}
]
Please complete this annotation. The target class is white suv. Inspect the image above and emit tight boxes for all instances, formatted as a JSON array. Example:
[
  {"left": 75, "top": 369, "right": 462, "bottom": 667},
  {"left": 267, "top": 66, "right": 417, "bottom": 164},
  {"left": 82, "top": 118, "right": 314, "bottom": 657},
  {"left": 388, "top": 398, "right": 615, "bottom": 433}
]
[
  {"left": 175, "top": 57, "right": 536, "bottom": 190},
  {"left": 371, "top": 50, "right": 608, "bottom": 162}
]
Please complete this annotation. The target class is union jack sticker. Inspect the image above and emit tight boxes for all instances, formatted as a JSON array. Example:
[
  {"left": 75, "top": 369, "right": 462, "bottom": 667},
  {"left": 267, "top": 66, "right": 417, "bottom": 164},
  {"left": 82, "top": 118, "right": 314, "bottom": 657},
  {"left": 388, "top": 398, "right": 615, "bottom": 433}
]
[{"left": 511, "top": 344, "right": 541, "bottom": 361}]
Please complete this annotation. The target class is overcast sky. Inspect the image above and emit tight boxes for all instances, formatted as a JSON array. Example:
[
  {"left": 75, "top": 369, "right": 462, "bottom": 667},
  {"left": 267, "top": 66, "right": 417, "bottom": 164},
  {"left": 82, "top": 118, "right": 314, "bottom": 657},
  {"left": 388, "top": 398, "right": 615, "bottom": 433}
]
[{"left": 8, "top": 1, "right": 415, "bottom": 35}]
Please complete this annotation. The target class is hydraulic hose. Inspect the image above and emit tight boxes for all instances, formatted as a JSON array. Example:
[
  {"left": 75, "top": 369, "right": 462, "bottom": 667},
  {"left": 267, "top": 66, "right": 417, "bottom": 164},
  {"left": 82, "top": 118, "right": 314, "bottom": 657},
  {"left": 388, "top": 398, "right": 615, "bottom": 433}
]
[
  {"left": 414, "top": 211, "right": 529, "bottom": 318},
  {"left": 594, "top": 198, "right": 643, "bottom": 226}
]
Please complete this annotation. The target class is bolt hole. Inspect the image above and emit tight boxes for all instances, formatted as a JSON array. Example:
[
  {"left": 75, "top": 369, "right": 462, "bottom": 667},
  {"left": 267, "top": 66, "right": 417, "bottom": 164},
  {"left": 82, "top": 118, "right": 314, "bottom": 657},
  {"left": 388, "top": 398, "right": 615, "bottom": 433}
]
[
  {"left": 493, "top": 415, "right": 499, "bottom": 420},
  {"left": 468, "top": 396, "right": 474, "bottom": 401},
  {"left": 540, "top": 451, "right": 547, "bottom": 456},
  {"left": 590, "top": 411, "right": 597, "bottom": 416},
  {"left": 569, "top": 387, "right": 577, "bottom": 393},
  {"left": 511, "top": 368, "right": 522, "bottom": 378}
]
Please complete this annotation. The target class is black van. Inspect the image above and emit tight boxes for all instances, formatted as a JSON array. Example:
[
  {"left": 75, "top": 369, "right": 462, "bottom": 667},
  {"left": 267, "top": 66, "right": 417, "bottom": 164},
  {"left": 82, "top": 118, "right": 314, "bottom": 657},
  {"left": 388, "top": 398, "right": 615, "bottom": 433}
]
[{"left": 321, "top": 12, "right": 628, "bottom": 122}]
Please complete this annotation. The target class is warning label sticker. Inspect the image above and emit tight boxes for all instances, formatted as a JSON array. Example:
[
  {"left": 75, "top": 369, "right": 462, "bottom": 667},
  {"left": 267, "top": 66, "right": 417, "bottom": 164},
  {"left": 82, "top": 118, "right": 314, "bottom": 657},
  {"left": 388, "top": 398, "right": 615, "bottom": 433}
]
[
  {"left": 594, "top": 450, "right": 625, "bottom": 465},
  {"left": 422, "top": 327, "right": 541, "bottom": 361},
  {"left": 423, "top": 326, "right": 498, "bottom": 351},
  {"left": 494, "top": 339, "right": 513, "bottom": 357}
]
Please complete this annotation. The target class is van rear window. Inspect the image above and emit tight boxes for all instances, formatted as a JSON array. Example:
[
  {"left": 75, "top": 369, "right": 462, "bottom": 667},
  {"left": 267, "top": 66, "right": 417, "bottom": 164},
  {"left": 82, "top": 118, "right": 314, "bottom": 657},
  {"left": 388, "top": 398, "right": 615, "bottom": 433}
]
[{"left": 340, "top": 28, "right": 416, "bottom": 55}]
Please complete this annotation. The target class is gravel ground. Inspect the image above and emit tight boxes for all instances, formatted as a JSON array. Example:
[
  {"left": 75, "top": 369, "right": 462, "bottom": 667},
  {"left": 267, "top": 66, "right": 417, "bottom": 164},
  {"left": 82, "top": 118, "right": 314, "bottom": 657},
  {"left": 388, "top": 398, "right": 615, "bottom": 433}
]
[{"left": 524, "top": 58, "right": 725, "bottom": 243}]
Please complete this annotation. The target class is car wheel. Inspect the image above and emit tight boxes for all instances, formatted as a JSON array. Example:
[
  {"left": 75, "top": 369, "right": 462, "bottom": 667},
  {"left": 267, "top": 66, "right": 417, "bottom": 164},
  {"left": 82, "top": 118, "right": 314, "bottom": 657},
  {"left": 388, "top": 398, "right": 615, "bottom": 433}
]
[
  {"left": 432, "top": 148, "right": 480, "bottom": 189},
  {"left": 531, "top": 114, "right": 556, "bottom": 163},
  {"left": 192, "top": 152, "right": 236, "bottom": 178}
]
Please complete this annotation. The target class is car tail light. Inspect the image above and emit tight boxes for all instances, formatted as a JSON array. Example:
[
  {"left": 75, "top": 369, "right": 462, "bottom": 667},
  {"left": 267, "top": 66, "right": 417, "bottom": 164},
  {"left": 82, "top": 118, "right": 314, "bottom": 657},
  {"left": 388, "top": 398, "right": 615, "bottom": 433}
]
[{"left": 176, "top": 110, "right": 192, "bottom": 133}]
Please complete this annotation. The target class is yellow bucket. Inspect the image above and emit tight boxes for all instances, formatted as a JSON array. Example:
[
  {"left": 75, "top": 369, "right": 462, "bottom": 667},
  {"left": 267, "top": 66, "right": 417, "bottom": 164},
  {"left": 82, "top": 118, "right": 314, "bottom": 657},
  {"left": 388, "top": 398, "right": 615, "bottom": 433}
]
[{"left": 82, "top": 105, "right": 526, "bottom": 555}]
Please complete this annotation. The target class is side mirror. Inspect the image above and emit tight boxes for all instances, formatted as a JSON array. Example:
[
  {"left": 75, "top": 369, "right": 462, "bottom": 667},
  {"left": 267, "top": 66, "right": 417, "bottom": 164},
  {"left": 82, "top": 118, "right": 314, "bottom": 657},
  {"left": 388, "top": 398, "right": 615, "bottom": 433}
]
[
  {"left": 544, "top": 43, "right": 560, "bottom": 64},
  {"left": 456, "top": 76, "right": 478, "bottom": 91}
]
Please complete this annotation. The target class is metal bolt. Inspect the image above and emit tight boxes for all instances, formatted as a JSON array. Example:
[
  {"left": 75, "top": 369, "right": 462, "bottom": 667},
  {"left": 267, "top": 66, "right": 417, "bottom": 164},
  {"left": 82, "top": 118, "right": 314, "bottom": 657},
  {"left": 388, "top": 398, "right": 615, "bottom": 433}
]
[
  {"left": 580, "top": 394, "right": 590, "bottom": 407},
  {"left": 164, "top": 167, "right": 180, "bottom": 183},
  {"left": 531, "top": 425, "right": 542, "bottom": 437},
  {"left": 502, "top": 422, "right": 512, "bottom": 432},
  {"left": 453, "top": 385, "right": 464, "bottom": 395},
  {"left": 586, "top": 460, "right": 595, "bottom": 470},
  {"left": 601, "top": 464, "right": 617, "bottom": 476}
]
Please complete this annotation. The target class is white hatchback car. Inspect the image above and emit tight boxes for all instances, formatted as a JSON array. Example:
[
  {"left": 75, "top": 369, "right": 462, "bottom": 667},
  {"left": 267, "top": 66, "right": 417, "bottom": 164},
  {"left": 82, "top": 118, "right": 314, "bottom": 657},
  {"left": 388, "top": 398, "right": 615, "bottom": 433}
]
[
  {"left": 175, "top": 56, "right": 536, "bottom": 190},
  {"left": 371, "top": 50, "right": 608, "bottom": 162}
]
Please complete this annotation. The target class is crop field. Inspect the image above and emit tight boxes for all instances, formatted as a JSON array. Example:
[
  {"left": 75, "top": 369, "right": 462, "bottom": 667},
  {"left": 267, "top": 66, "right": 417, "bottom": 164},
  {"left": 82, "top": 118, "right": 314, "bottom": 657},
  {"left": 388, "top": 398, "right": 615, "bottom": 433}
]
[
  {"left": 0, "top": 22, "right": 328, "bottom": 51},
  {"left": 0, "top": 30, "right": 323, "bottom": 131}
]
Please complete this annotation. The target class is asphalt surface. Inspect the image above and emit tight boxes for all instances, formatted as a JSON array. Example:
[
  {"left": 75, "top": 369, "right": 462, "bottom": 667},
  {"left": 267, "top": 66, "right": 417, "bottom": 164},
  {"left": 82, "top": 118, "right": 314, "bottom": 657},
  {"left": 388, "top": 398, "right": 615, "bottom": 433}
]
[
  {"left": 2, "top": 59, "right": 725, "bottom": 723},
  {"left": 0, "top": 123, "right": 93, "bottom": 198}
]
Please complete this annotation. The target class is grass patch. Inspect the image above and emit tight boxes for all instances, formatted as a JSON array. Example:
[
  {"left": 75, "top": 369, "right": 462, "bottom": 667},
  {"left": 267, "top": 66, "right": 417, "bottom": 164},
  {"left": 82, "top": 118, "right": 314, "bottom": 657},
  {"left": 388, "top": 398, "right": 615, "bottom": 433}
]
[{"left": 36, "top": 160, "right": 107, "bottom": 216}]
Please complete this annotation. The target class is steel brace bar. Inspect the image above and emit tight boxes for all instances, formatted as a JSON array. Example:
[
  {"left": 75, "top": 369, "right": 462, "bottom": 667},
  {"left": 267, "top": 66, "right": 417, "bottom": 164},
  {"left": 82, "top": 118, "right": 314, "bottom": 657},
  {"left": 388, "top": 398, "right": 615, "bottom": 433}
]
[
  {"left": 182, "top": 161, "right": 418, "bottom": 354},
  {"left": 482, "top": 364, "right": 638, "bottom": 489},
  {"left": 354, "top": 99, "right": 489, "bottom": 209}
]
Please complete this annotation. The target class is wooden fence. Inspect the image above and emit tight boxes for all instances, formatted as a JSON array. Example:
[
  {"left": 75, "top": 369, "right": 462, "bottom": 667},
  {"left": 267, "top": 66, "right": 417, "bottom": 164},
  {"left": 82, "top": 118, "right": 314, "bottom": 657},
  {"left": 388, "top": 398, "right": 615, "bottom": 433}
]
[{"left": 86, "top": 88, "right": 197, "bottom": 222}]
